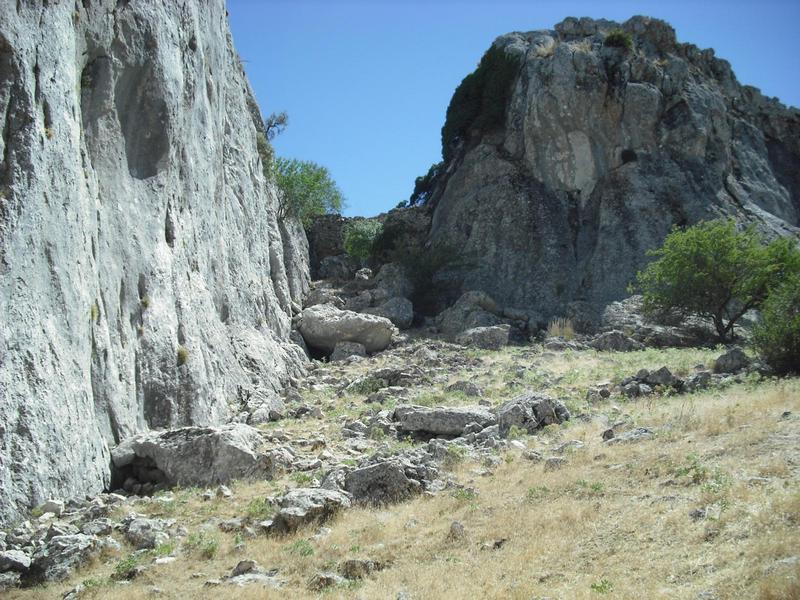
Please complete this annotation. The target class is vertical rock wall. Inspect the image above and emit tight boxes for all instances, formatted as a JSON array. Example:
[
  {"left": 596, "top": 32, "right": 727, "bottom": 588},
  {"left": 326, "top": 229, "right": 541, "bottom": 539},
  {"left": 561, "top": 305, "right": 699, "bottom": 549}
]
[{"left": 0, "top": 1, "right": 308, "bottom": 525}]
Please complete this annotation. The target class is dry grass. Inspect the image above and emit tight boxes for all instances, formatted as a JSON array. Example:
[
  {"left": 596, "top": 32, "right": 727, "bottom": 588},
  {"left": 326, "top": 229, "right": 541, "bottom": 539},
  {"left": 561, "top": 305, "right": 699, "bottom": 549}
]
[
  {"left": 8, "top": 349, "right": 799, "bottom": 600},
  {"left": 547, "top": 317, "right": 575, "bottom": 340}
]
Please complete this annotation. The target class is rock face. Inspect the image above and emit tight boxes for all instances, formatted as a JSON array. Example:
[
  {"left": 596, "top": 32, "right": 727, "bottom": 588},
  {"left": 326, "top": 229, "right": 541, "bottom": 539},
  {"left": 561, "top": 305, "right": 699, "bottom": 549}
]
[
  {"left": 428, "top": 16, "right": 799, "bottom": 323},
  {"left": 393, "top": 405, "right": 497, "bottom": 437},
  {"left": 0, "top": 1, "right": 309, "bottom": 525}
]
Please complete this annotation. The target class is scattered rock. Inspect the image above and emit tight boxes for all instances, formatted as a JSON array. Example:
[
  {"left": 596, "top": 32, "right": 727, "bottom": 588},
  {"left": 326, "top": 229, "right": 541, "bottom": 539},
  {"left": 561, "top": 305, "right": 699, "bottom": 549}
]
[
  {"left": 436, "top": 291, "right": 503, "bottom": 337},
  {"left": 544, "top": 457, "right": 567, "bottom": 472},
  {"left": 29, "top": 534, "right": 98, "bottom": 582},
  {"left": 123, "top": 517, "right": 172, "bottom": 550},
  {"left": 445, "top": 380, "right": 484, "bottom": 397},
  {"left": 0, "top": 549, "right": 31, "bottom": 572},
  {"left": 589, "top": 330, "right": 644, "bottom": 352},
  {"left": 481, "top": 538, "right": 508, "bottom": 551},
  {"left": 495, "top": 392, "right": 570, "bottom": 437},
  {"left": 340, "top": 558, "right": 385, "bottom": 579},
  {"left": 331, "top": 341, "right": 367, "bottom": 362},
  {"left": 604, "top": 427, "right": 655, "bottom": 444},
  {"left": 455, "top": 325, "right": 510, "bottom": 350},
  {"left": 447, "top": 521, "right": 466, "bottom": 541},
  {"left": 309, "top": 571, "right": 345, "bottom": 591},
  {"left": 713, "top": 347, "right": 750, "bottom": 374}
]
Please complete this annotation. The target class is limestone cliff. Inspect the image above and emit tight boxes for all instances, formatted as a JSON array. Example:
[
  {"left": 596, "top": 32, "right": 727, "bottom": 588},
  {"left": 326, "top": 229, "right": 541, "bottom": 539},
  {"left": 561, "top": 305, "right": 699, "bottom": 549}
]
[
  {"left": 0, "top": 1, "right": 308, "bottom": 525},
  {"left": 428, "top": 16, "right": 800, "bottom": 323}
]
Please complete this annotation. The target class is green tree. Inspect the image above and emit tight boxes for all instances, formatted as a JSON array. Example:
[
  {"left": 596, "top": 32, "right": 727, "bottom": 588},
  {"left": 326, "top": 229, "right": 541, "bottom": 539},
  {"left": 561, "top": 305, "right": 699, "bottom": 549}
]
[
  {"left": 441, "top": 45, "right": 520, "bottom": 162},
  {"left": 273, "top": 157, "right": 344, "bottom": 224},
  {"left": 753, "top": 274, "right": 800, "bottom": 374},
  {"left": 634, "top": 220, "right": 800, "bottom": 341},
  {"left": 343, "top": 220, "right": 383, "bottom": 260}
]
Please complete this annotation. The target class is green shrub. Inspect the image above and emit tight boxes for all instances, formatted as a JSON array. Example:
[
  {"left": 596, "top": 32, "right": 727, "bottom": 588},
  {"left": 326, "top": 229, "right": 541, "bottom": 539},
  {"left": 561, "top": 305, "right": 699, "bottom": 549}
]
[
  {"left": 441, "top": 45, "right": 520, "bottom": 161},
  {"left": 753, "top": 274, "right": 800, "bottom": 374},
  {"left": 634, "top": 220, "right": 800, "bottom": 341},
  {"left": 343, "top": 219, "right": 383, "bottom": 260},
  {"left": 184, "top": 531, "right": 219, "bottom": 559},
  {"left": 177, "top": 346, "right": 189, "bottom": 366},
  {"left": 604, "top": 29, "right": 632, "bottom": 50},
  {"left": 274, "top": 157, "right": 344, "bottom": 225},
  {"left": 409, "top": 161, "right": 443, "bottom": 205}
]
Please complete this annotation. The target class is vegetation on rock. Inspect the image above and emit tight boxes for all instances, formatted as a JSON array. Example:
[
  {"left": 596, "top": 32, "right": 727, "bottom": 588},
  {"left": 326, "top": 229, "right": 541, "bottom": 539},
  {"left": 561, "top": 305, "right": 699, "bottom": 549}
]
[
  {"left": 409, "top": 161, "right": 443, "bottom": 206},
  {"left": 441, "top": 45, "right": 520, "bottom": 162},
  {"left": 635, "top": 219, "right": 800, "bottom": 342},
  {"left": 343, "top": 220, "right": 384, "bottom": 260},
  {"left": 274, "top": 157, "right": 345, "bottom": 225},
  {"left": 604, "top": 29, "right": 633, "bottom": 50}
]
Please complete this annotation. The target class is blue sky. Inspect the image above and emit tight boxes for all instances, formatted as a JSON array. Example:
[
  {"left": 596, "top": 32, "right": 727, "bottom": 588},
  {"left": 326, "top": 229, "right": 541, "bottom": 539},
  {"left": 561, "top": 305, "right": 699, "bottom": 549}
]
[{"left": 228, "top": 0, "right": 800, "bottom": 218}]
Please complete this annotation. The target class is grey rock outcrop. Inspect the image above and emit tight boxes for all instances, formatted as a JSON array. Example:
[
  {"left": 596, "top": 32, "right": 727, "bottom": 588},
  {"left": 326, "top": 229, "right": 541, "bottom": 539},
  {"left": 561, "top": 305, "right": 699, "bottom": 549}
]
[
  {"left": 266, "top": 488, "right": 352, "bottom": 534},
  {"left": 455, "top": 325, "right": 510, "bottom": 350},
  {"left": 436, "top": 291, "right": 503, "bottom": 336},
  {"left": 0, "top": 1, "right": 309, "bottom": 525},
  {"left": 427, "top": 16, "right": 799, "bottom": 324},
  {"left": 495, "top": 393, "right": 571, "bottom": 436},
  {"left": 111, "top": 424, "right": 271, "bottom": 487},
  {"left": 364, "top": 297, "right": 414, "bottom": 330},
  {"left": 298, "top": 304, "right": 395, "bottom": 354},
  {"left": 393, "top": 405, "right": 496, "bottom": 437}
]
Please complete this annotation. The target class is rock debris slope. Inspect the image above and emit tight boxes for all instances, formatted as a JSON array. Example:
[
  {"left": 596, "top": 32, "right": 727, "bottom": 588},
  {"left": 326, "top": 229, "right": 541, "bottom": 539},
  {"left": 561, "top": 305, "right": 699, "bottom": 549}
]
[
  {"left": 0, "top": 1, "right": 308, "bottom": 525},
  {"left": 429, "top": 16, "right": 800, "bottom": 322}
]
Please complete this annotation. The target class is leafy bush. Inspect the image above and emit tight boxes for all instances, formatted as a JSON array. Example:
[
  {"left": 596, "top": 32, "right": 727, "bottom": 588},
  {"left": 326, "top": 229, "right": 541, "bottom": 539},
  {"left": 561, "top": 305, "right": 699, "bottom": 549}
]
[
  {"left": 409, "top": 161, "right": 443, "bottom": 206},
  {"left": 753, "top": 274, "right": 800, "bottom": 374},
  {"left": 634, "top": 220, "right": 800, "bottom": 341},
  {"left": 274, "top": 157, "right": 344, "bottom": 225},
  {"left": 343, "top": 219, "right": 383, "bottom": 260},
  {"left": 177, "top": 346, "right": 189, "bottom": 366},
  {"left": 604, "top": 29, "right": 632, "bottom": 50},
  {"left": 441, "top": 45, "right": 520, "bottom": 161}
]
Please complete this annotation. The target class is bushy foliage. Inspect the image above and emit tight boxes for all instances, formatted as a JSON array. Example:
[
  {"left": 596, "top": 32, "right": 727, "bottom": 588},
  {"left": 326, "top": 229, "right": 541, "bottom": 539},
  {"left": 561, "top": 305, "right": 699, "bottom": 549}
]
[
  {"left": 409, "top": 161, "right": 443, "bottom": 206},
  {"left": 635, "top": 219, "right": 800, "bottom": 341},
  {"left": 604, "top": 29, "right": 633, "bottom": 50},
  {"left": 343, "top": 219, "right": 383, "bottom": 260},
  {"left": 753, "top": 274, "right": 800, "bottom": 374},
  {"left": 441, "top": 45, "right": 520, "bottom": 161},
  {"left": 274, "top": 157, "right": 344, "bottom": 225}
]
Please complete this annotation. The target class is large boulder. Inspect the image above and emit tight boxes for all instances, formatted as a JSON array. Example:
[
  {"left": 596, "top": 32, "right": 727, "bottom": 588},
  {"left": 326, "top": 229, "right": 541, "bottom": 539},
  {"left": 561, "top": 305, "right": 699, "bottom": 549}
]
[
  {"left": 298, "top": 304, "right": 395, "bottom": 354},
  {"left": 393, "top": 405, "right": 496, "bottom": 437},
  {"left": 455, "top": 325, "right": 510, "bottom": 350},
  {"left": 374, "top": 263, "right": 414, "bottom": 299},
  {"left": 436, "top": 291, "right": 504, "bottom": 337},
  {"left": 344, "top": 461, "right": 421, "bottom": 504},
  {"left": 111, "top": 424, "right": 270, "bottom": 487},
  {"left": 364, "top": 297, "right": 414, "bottom": 330},
  {"left": 267, "top": 488, "right": 351, "bottom": 533},
  {"left": 29, "top": 535, "right": 99, "bottom": 583},
  {"left": 495, "top": 393, "right": 570, "bottom": 436},
  {"left": 589, "top": 330, "right": 645, "bottom": 352},
  {"left": 713, "top": 347, "right": 751, "bottom": 373}
]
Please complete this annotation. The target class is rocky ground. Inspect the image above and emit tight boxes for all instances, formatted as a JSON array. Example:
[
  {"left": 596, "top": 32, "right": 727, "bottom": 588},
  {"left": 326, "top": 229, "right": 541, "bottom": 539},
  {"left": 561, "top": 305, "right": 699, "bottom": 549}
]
[{"left": 2, "top": 335, "right": 798, "bottom": 599}]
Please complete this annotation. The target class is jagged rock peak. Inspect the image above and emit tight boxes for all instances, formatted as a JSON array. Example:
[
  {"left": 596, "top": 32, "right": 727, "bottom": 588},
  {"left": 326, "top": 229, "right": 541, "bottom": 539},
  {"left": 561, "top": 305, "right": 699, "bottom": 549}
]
[
  {"left": 428, "top": 14, "right": 799, "bottom": 325},
  {"left": 0, "top": 0, "right": 309, "bottom": 525}
]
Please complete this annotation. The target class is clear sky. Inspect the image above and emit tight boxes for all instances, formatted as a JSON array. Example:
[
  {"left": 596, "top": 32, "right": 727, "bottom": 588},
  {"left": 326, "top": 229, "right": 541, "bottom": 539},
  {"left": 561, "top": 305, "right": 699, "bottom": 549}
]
[{"left": 228, "top": 0, "right": 800, "bottom": 218}]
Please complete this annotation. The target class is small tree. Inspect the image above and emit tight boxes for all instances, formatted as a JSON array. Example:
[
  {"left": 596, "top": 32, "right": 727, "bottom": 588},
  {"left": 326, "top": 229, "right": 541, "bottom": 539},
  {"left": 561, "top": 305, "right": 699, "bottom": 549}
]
[
  {"left": 753, "top": 274, "right": 800, "bottom": 374},
  {"left": 604, "top": 29, "right": 633, "bottom": 50},
  {"left": 635, "top": 220, "right": 800, "bottom": 341},
  {"left": 264, "top": 111, "right": 288, "bottom": 141},
  {"left": 273, "top": 157, "right": 344, "bottom": 225},
  {"left": 343, "top": 220, "right": 383, "bottom": 260}
]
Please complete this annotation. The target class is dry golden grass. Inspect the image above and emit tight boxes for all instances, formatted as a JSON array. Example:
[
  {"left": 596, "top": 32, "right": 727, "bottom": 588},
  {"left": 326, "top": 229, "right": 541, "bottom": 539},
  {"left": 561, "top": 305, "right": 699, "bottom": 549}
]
[{"left": 8, "top": 349, "right": 799, "bottom": 600}]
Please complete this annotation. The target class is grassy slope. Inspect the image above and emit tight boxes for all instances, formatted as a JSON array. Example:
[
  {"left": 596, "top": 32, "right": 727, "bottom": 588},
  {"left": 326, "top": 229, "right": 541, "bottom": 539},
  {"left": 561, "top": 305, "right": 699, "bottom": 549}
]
[{"left": 10, "top": 346, "right": 800, "bottom": 600}]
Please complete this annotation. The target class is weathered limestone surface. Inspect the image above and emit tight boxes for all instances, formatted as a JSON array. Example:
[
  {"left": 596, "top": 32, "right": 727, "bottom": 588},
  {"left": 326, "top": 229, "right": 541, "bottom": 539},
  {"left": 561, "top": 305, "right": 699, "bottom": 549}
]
[
  {"left": 429, "top": 16, "right": 800, "bottom": 321},
  {"left": 0, "top": 1, "right": 308, "bottom": 525}
]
